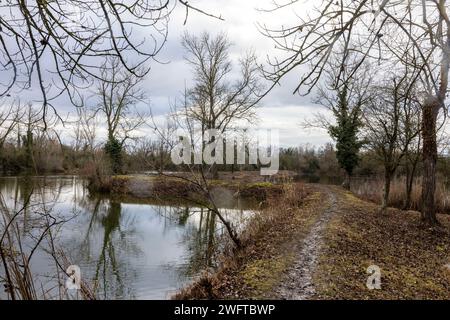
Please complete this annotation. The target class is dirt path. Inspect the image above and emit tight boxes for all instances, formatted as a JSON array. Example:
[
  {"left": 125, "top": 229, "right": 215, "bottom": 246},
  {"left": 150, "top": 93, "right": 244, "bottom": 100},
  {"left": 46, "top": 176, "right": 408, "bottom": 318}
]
[
  {"left": 274, "top": 186, "right": 339, "bottom": 300},
  {"left": 177, "top": 183, "right": 450, "bottom": 300}
]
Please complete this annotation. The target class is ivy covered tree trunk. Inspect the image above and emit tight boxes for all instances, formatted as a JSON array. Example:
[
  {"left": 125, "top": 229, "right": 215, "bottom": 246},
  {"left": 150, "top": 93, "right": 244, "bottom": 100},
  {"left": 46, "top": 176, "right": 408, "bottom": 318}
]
[
  {"left": 328, "top": 87, "right": 363, "bottom": 191},
  {"left": 105, "top": 136, "right": 123, "bottom": 175}
]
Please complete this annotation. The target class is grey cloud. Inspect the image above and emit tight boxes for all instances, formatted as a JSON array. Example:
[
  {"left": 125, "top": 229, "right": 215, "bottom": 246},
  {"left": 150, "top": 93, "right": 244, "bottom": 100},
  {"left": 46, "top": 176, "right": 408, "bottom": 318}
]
[{"left": 2, "top": 0, "right": 331, "bottom": 147}]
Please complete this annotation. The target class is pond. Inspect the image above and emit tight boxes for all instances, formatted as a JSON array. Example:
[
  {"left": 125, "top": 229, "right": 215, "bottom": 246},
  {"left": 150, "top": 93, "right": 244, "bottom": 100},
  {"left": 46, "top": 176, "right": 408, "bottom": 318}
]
[{"left": 0, "top": 176, "right": 255, "bottom": 300}]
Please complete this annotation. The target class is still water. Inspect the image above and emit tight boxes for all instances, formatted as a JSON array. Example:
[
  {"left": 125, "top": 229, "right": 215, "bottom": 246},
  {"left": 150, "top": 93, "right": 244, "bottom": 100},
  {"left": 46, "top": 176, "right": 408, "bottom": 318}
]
[{"left": 0, "top": 176, "right": 254, "bottom": 299}]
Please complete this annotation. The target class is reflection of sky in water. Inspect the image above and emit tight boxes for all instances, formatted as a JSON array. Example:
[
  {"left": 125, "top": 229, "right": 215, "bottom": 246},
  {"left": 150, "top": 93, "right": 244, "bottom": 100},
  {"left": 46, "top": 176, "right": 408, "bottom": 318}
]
[{"left": 0, "top": 176, "right": 253, "bottom": 300}]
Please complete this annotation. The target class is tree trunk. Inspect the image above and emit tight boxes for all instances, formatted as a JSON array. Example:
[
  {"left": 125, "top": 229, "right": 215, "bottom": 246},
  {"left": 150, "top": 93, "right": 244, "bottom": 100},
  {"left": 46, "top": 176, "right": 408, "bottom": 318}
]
[
  {"left": 405, "top": 168, "right": 413, "bottom": 210},
  {"left": 404, "top": 163, "right": 412, "bottom": 210},
  {"left": 381, "top": 171, "right": 391, "bottom": 212},
  {"left": 211, "top": 163, "right": 219, "bottom": 180},
  {"left": 342, "top": 172, "right": 351, "bottom": 190},
  {"left": 404, "top": 156, "right": 418, "bottom": 210},
  {"left": 421, "top": 100, "right": 440, "bottom": 225}
]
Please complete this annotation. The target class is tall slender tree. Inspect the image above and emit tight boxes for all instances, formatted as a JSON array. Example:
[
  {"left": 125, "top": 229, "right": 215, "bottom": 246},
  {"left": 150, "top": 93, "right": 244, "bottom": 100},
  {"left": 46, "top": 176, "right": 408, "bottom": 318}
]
[
  {"left": 94, "top": 59, "right": 146, "bottom": 174},
  {"left": 328, "top": 86, "right": 363, "bottom": 189},
  {"left": 315, "top": 56, "right": 371, "bottom": 189},
  {"left": 363, "top": 70, "right": 421, "bottom": 211},
  {"left": 181, "top": 32, "right": 263, "bottom": 178}
]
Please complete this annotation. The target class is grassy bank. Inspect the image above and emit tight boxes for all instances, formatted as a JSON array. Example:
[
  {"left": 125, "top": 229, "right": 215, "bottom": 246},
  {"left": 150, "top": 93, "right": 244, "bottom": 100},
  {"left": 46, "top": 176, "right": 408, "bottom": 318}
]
[
  {"left": 173, "top": 183, "right": 321, "bottom": 299},
  {"left": 175, "top": 184, "right": 450, "bottom": 300},
  {"left": 93, "top": 175, "right": 284, "bottom": 203},
  {"left": 314, "top": 189, "right": 450, "bottom": 299}
]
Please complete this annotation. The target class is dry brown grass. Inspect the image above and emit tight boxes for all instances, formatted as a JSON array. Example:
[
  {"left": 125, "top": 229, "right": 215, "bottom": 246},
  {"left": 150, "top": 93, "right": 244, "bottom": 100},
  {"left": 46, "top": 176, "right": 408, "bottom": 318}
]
[
  {"left": 175, "top": 184, "right": 450, "bottom": 300},
  {"left": 351, "top": 176, "right": 450, "bottom": 214},
  {"left": 315, "top": 190, "right": 450, "bottom": 299},
  {"left": 99, "top": 175, "right": 284, "bottom": 204}
]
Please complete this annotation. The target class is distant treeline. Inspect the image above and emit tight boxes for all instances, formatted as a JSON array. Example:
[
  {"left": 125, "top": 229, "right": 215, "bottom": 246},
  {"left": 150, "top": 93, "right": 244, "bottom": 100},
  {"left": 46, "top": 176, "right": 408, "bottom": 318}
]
[{"left": 3, "top": 132, "right": 450, "bottom": 187}]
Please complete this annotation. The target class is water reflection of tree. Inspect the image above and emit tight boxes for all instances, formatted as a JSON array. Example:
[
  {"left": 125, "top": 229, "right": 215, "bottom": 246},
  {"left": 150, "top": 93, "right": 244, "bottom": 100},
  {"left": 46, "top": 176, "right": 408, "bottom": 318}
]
[
  {"left": 2, "top": 176, "right": 68, "bottom": 235},
  {"left": 186, "top": 208, "right": 218, "bottom": 273},
  {"left": 95, "top": 202, "right": 124, "bottom": 299},
  {"left": 38, "top": 178, "right": 138, "bottom": 300},
  {"left": 0, "top": 176, "right": 81, "bottom": 300},
  {"left": 75, "top": 198, "right": 140, "bottom": 300},
  {"left": 153, "top": 204, "right": 249, "bottom": 280},
  {"left": 1, "top": 177, "right": 251, "bottom": 299},
  {"left": 182, "top": 207, "right": 252, "bottom": 279}
]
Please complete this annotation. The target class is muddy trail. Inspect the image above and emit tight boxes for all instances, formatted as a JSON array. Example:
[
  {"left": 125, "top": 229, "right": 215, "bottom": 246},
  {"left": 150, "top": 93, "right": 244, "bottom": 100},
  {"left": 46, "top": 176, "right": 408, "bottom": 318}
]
[{"left": 274, "top": 185, "right": 340, "bottom": 300}]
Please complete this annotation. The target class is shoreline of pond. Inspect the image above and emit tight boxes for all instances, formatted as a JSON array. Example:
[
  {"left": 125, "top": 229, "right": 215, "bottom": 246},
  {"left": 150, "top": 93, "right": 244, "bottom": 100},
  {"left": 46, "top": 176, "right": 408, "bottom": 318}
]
[
  {"left": 0, "top": 175, "right": 260, "bottom": 299},
  {"left": 91, "top": 175, "right": 285, "bottom": 203}
]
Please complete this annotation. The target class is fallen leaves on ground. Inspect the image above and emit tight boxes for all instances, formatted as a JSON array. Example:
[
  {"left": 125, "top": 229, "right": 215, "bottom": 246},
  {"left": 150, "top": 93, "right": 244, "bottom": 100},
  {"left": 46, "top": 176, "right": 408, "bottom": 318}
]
[{"left": 315, "top": 189, "right": 450, "bottom": 299}]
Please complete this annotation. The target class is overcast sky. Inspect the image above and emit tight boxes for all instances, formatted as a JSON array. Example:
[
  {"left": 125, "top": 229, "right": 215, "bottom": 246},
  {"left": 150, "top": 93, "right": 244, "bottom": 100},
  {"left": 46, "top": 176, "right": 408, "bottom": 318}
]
[
  {"left": 3, "top": 0, "right": 332, "bottom": 148},
  {"left": 141, "top": 0, "right": 331, "bottom": 147}
]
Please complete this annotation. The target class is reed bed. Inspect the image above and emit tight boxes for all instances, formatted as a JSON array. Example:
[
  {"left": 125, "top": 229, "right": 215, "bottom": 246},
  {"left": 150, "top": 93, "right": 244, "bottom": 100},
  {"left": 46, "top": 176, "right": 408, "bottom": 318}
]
[{"left": 351, "top": 176, "right": 450, "bottom": 214}]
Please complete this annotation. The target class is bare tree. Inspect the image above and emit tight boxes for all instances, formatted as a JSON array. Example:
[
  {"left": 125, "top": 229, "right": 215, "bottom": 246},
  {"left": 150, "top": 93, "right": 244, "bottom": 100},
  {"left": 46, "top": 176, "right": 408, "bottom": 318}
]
[
  {"left": 72, "top": 107, "right": 98, "bottom": 155},
  {"left": 19, "top": 104, "right": 44, "bottom": 173},
  {"left": 363, "top": 69, "right": 421, "bottom": 211},
  {"left": 0, "top": 101, "right": 22, "bottom": 150},
  {"left": 146, "top": 110, "right": 179, "bottom": 173},
  {"left": 0, "top": 1, "right": 222, "bottom": 125},
  {"left": 94, "top": 58, "right": 147, "bottom": 174},
  {"left": 182, "top": 32, "right": 263, "bottom": 178},
  {"left": 144, "top": 94, "right": 243, "bottom": 249},
  {"left": 260, "top": 0, "right": 450, "bottom": 225}
]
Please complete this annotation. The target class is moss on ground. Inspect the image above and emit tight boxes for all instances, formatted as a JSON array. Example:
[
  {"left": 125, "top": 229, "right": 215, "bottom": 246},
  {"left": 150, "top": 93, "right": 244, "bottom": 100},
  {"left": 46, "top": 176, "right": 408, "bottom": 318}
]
[{"left": 240, "top": 256, "right": 294, "bottom": 299}]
